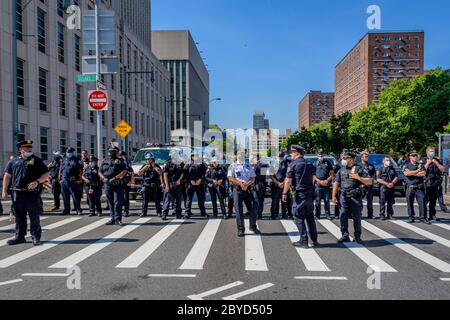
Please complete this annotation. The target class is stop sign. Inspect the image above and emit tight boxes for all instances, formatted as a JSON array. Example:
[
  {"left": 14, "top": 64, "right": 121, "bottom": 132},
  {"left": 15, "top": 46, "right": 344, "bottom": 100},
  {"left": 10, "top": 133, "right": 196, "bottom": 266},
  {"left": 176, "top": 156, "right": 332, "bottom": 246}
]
[{"left": 88, "top": 90, "right": 109, "bottom": 111}]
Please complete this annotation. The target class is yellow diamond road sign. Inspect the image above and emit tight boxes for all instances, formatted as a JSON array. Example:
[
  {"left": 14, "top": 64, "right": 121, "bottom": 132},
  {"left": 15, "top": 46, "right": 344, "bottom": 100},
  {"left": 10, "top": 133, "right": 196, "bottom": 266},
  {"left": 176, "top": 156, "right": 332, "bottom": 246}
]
[{"left": 114, "top": 120, "right": 133, "bottom": 139}]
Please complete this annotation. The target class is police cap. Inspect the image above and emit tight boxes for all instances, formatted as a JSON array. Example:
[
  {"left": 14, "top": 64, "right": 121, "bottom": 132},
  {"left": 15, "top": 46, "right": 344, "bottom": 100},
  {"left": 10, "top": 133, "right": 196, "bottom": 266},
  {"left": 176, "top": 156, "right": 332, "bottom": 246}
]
[
  {"left": 108, "top": 146, "right": 120, "bottom": 152},
  {"left": 66, "top": 147, "right": 75, "bottom": 153},
  {"left": 408, "top": 150, "right": 420, "bottom": 157},
  {"left": 144, "top": 152, "right": 155, "bottom": 160},
  {"left": 290, "top": 145, "right": 305, "bottom": 154},
  {"left": 343, "top": 150, "right": 356, "bottom": 158},
  {"left": 17, "top": 140, "right": 33, "bottom": 148},
  {"left": 278, "top": 152, "right": 286, "bottom": 158},
  {"left": 90, "top": 156, "right": 99, "bottom": 162}
]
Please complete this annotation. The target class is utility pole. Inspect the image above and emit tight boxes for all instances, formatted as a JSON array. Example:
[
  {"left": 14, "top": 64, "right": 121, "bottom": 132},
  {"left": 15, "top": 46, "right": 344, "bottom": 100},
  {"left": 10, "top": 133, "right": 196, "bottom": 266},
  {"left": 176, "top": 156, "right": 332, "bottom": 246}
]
[
  {"left": 95, "top": 0, "right": 103, "bottom": 160},
  {"left": 11, "top": 0, "right": 18, "bottom": 155}
]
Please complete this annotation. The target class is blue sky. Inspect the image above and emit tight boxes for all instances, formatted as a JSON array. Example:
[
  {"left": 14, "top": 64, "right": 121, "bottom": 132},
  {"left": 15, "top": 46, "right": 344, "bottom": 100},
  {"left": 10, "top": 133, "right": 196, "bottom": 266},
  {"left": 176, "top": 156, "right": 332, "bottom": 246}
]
[{"left": 152, "top": 0, "right": 450, "bottom": 132}]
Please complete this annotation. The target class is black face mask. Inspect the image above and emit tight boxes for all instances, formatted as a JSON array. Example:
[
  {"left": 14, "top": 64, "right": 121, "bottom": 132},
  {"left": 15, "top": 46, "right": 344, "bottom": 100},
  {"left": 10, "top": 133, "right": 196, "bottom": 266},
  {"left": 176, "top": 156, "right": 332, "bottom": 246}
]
[{"left": 109, "top": 153, "right": 118, "bottom": 159}]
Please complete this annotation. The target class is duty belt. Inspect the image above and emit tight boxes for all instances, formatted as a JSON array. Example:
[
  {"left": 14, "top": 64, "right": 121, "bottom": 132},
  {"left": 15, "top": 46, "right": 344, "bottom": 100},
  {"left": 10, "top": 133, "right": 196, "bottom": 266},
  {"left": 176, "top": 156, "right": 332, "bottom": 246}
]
[
  {"left": 341, "top": 188, "right": 365, "bottom": 198},
  {"left": 144, "top": 183, "right": 159, "bottom": 188},
  {"left": 409, "top": 184, "right": 425, "bottom": 190},
  {"left": 9, "top": 187, "right": 43, "bottom": 194},
  {"left": 69, "top": 176, "right": 79, "bottom": 182},
  {"left": 169, "top": 182, "right": 179, "bottom": 188}
]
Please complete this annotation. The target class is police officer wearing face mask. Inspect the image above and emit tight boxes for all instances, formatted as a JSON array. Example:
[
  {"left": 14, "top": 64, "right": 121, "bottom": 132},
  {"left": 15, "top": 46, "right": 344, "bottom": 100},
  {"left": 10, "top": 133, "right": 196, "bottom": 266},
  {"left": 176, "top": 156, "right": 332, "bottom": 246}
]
[
  {"left": 206, "top": 158, "right": 228, "bottom": 219},
  {"left": 99, "top": 147, "right": 128, "bottom": 226},
  {"left": 403, "top": 151, "right": 428, "bottom": 224},
  {"left": 184, "top": 153, "right": 208, "bottom": 219},
  {"left": 138, "top": 152, "right": 162, "bottom": 218},
  {"left": 270, "top": 152, "right": 292, "bottom": 220},
  {"left": 313, "top": 149, "right": 335, "bottom": 220},
  {"left": 82, "top": 156, "right": 103, "bottom": 217},
  {"left": 118, "top": 151, "right": 134, "bottom": 217},
  {"left": 282, "top": 145, "right": 319, "bottom": 248},
  {"left": 48, "top": 151, "right": 63, "bottom": 211},
  {"left": 251, "top": 154, "right": 267, "bottom": 219},
  {"left": 360, "top": 152, "right": 376, "bottom": 219},
  {"left": 423, "top": 146, "right": 446, "bottom": 222},
  {"left": 59, "top": 147, "right": 84, "bottom": 216},
  {"left": 376, "top": 156, "right": 398, "bottom": 221},
  {"left": 2, "top": 140, "right": 50, "bottom": 246},
  {"left": 162, "top": 151, "right": 184, "bottom": 220},
  {"left": 332, "top": 151, "right": 373, "bottom": 244}
]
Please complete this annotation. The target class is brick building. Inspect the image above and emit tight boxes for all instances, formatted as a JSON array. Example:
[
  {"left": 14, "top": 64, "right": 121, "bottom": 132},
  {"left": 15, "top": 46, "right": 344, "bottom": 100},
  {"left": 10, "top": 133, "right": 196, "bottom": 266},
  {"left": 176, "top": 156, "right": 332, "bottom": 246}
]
[{"left": 298, "top": 91, "right": 334, "bottom": 130}]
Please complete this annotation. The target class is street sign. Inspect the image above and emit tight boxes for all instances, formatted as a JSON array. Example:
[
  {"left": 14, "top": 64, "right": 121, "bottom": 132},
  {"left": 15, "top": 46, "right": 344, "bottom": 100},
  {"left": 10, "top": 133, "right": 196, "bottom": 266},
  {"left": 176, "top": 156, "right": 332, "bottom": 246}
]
[
  {"left": 114, "top": 120, "right": 133, "bottom": 139},
  {"left": 82, "top": 56, "right": 119, "bottom": 75},
  {"left": 76, "top": 74, "right": 97, "bottom": 83},
  {"left": 97, "top": 80, "right": 106, "bottom": 90},
  {"left": 88, "top": 90, "right": 109, "bottom": 111}
]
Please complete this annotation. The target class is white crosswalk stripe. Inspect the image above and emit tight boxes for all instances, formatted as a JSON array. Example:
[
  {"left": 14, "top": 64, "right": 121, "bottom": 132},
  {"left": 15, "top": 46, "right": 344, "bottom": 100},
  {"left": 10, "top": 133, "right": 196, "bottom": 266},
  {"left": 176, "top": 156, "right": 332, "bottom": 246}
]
[
  {"left": 49, "top": 218, "right": 152, "bottom": 269},
  {"left": 318, "top": 220, "right": 397, "bottom": 273},
  {"left": 431, "top": 221, "right": 450, "bottom": 231},
  {"left": 280, "top": 220, "right": 330, "bottom": 272},
  {"left": 245, "top": 220, "right": 268, "bottom": 272},
  {"left": 0, "top": 217, "right": 49, "bottom": 232},
  {"left": 116, "top": 219, "right": 184, "bottom": 269},
  {"left": 362, "top": 221, "right": 450, "bottom": 273},
  {"left": 0, "top": 217, "right": 11, "bottom": 222},
  {"left": 391, "top": 220, "right": 450, "bottom": 248}
]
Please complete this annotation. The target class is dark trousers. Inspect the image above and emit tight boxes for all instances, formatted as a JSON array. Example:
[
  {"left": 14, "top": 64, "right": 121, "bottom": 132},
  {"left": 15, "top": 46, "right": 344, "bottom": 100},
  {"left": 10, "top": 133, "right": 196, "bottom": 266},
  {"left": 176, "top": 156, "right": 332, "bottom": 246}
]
[
  {"left": 233, "top": 189, "right": 257, "bottom": 231},
  {"left": 379, "top": 187, "right": 395, "bottom": 217},
  {"left": 227, "top": 188, "right": 234, "bottom": 215},
  {"left": 61, "top": 180, "right": 82, "bottom": 214},
  {"left": 340, "top": 194, "right": 363, "bottom": 238},
  {"left": 181, "top": 184, "right": 187, "bottom": 208},
  {"left": 105, "top": 185, "right": 124, "bottom": 222},
  {"left": 87, "top": 187, "right": 102, "bottom": 214},
  {"left": 123, "top": 186, "right": 131, "bottom": 213},
  {"left": 13, "top": 193, "right": 42, "bottom": 240},
  {"left": 426, "top": 185, "right": 439, "bottom": 218},
  {"left": 293, "top": 193, "right": 318, "bottom": 243},
  {"left": 315, "top": 186, "right": 331, "bottom": 217},
  {"left": 208, "top": 185, "right": 227, "bottom": 216},
  {"left": 254, "top": 182, "right": 266, "bottom": 216},
  {"left": 185, "top": 184, "right": 206, "bottom": 216},
  {"left": 364, "top": 187, "right": 374, "bottom": 217},
  {"left": 0, "top": 199, "right": 3, "bottom": 214},
  {"left": 406, "top": 187, "right": 427, "bottom": 219},
  {"left": 142, "top": 187, "right": 162, "bottom": 214},
  {"left": 271, "top": 185, "right": 291, "bottom": 218},
  {"left": 163, "top": 186, "right": 182, "bottom": 218},
  {"left": 51, "top": 179, "right": 61, "bottom": 208}
]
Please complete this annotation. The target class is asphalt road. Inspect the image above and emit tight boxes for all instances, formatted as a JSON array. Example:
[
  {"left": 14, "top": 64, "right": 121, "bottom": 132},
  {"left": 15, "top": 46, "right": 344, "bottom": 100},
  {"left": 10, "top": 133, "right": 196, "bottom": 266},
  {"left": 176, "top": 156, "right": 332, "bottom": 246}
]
[{"left": 0, "top": 196, "right": 449, "bottom": 300}]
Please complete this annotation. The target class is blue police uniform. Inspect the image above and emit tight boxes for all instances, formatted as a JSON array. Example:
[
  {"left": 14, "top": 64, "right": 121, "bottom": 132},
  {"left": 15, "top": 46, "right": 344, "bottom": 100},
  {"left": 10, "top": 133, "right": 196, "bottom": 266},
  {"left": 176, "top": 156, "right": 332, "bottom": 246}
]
[
  {"left": 361, "top": 162, "right": 376, "bottom": 218},
  {"left": 141, "top": 163, "right": 162, "bottom": 216},
  {"left": 423, "top": 158, "right": 444, "bottom": 220},
  {"left": 48, "top": 157, "right": 61, "bottom": 209},
  {"left": 206, "top": 165, "right": 227, "bottom": 218},
  {"left": 184, "top": 161, "right": 208, "bottom": 218},
  {"left": 377, "top": 165, "right": 397, "bottom": 219},
  {"left": 227, "top": 162, "right": 258, "bottom": 233},
  {"left": 162, "top": 159, "right": 184, "bottom": 219},
  {"left": 223, "top": 164, "right": 235, "bottom": 216},
  {"left": 100, "top": 155, "right": 127, "bottom": 224},
  {"left": 122, "top": 160, "right": 133, "bottom": 216},
  {"left": 83, "top": 164, "right": 103, "bottom": 216},
  {"left": 287, "top": 157, "right": 318, "bottom": 245},
  {"left": 335, "top": 164, "right": 369, "bottom": 240},
  {"left": 5, "top": 154, "right": 48, "bottom": 242},
  {"left": 314, "top": 159, "right": 334, "bottom": 219},
  {"left": 271, "top": 158, "right": 292, "bottom": 219},
  {"left": 403, "top": 161, "right": 427, "bottom": 222},
  {"left": 60, "top": 155, "right": 83, "bottom": 215},
  {"left": 252, "top": 161, "right": 267, "bottom": 219}
]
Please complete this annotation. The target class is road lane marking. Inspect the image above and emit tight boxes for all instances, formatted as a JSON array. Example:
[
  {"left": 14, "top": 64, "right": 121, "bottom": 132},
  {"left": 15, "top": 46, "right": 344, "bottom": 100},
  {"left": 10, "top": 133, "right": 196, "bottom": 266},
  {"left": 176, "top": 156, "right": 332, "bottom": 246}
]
[
  {"left": 244, "top": 220, "right": 268, "bottom": 272},
  {"left": 0, "top": 218, "right": 109, "bottom": 268},
  {"left": 0, "top": 217, "right": 49, "bottom": 232},
  {"left": 49, "top": 218, "right": 152, "bottom": 269},
  {"left": 222, "top": 283, "right": 274, "bottom": 300},
  {"left": 280, "top": 220, "right": 330, "bottom": 272},
  {"left": 116, "top": 220, "right": 184, "bottom": 268},
  {"left": 294, "top": 276, "right": 348, "bottom": 280},
  {"left": 0, "top": 217, "right": 81, "bottom": 248},
  {"left": 179, "top": 219, "right": 221, "bottom": 270},
  {"left": 391, "top": 220, "right": 450, "bottom": 248},
  {"left": 148, "top": 274, "right": 196, "bottom": 278},
  {"left": 441, "top": 278, "right": 450, "bottom": 282},
  {"left": 362, "top": 221, "right": 450, "bottom": 273},
  {"left": 187, "top": 281, "right": 244, "bottom": 300},
  {"left": 431, "top": 222, "right": 450, "bottom": 231},
  {"left": 318, "top": 220, "right": 397, "bottom": 273},
  {"left": 0, "top": 217, "right": 11, "bottom": 222},
  {"left": 22, "top": 273, "right": 69, "bottom": 277},
  {"left": 0, "top": 279, "right": 23, "bottom": 286}
]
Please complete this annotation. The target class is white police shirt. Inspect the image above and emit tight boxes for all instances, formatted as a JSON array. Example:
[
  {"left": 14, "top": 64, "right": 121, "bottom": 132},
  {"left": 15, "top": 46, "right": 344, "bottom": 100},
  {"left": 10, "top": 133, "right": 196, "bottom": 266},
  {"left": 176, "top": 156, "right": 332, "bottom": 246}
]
[{"left": 227, "top": 162, "right": 256, "bottom": 183}]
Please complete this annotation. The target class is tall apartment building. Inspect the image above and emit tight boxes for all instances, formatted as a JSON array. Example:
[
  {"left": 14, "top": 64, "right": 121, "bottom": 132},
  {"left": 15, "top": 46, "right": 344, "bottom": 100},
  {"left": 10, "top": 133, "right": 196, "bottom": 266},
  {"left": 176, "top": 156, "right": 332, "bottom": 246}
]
[
  {"left": 298, "top": 91, "right": 334, "bottom": 129},
  {"left": 335, "top": 31, "right": 424, "bottom": 115},
  {"left": 0, "top": 0, "right": 170, "bottom": 170},
  {"left": 151, "top": 30, "right": 209, "bottom": 147},
  {"left": 253, "top": 111, "right": 269, "bottom": 130}
]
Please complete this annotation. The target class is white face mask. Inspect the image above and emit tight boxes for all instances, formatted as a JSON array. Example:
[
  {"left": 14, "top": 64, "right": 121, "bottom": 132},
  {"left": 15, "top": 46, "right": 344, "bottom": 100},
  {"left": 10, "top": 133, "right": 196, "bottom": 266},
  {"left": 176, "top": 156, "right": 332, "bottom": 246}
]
[
  {"left": 341, "top": 160, "right": 348, "bottom": 167},
  {"left": 385, "top": 161, "right": 391, "bottom": 167},
  {"left": 428, "top": 151, "right": 435, "bottom": 158}
]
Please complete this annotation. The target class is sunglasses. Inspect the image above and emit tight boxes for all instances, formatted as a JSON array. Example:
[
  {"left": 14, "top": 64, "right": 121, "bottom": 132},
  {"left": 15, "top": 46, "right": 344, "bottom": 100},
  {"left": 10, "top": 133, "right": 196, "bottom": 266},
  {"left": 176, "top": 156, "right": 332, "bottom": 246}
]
[{"left": 410, "top": 154, "right": 419, "bottom": 157}]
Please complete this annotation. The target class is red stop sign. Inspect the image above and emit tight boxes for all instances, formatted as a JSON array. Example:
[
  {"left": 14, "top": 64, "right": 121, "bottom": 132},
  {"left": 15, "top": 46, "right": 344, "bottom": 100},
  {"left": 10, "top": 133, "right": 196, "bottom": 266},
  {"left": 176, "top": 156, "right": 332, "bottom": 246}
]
[{"left": 88, "top": 90, "right": 108, "bottom": 111}]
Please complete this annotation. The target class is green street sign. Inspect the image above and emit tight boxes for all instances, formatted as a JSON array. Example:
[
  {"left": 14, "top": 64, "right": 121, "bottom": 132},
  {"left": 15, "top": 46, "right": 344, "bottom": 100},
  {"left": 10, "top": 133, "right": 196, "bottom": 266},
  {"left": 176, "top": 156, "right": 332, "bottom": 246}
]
[{"left": 76, "top": 74, "right": 97, "bottom": 83}]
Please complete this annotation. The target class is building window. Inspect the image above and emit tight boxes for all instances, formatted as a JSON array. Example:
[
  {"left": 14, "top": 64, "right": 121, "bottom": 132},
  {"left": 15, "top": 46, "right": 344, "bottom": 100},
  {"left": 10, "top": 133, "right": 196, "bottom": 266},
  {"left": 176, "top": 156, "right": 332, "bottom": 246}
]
[
  {"left": 57, "top": 22, "right": 65, "bottom": 63},
  {"left": 111, "top": 100, "right": 116, "bottom": 127},
  {"left": 37, "top": 8, "right": 46, "bottom": 53},
  {"left": 57, "top": 0, "right": 64, "bottom": 17},
  {"left": 59, "top": 77, "right": 66, "bottom": 116},
  {"left": 40, "top": 127, "right": 49, "bottom": 161},
  {"left": 76, "top": 84, "right": 82, "bottom": 120},
  {"left": 102, "top": 137, "right": 107, "bottom": 157},
  {"left": 18, "top": 124, "right": 26, "bottom": 142},
  {"left": 74, "top": 34, "right": 80, "bottom": 71},
  {"left": 60, "top": 130, "right": 67, "bottom": 150},
  {"left": 38, "top": 68, "right": 48, "bottom": 111},
  {"left": 16, "top": 59, "right": 25, "bottom": 107},
  {"left": 135, "top": 111, "right": 138, "bottom": 133},
  {"left": 102, "top": 112, "right": 105, "bottom": 127},
  {"left": 141, "top": 113, "right": 144, "bottom": 135},
  {"left": 76, "top": 133, "right": 83, "bottom": 155},
  {"left": 90, "top": 111, "right": 94, "bottom": 123},
  {"left": 15, "top": 0, "right": 23, "bottom": 41},
  {"left": 90, "top": 135, "right": 95, "bottom": 155}
]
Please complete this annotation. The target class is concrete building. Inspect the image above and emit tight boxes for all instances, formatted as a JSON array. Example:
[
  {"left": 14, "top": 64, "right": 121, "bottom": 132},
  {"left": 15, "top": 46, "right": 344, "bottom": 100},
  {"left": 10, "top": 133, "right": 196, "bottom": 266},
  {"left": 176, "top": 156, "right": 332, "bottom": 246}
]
[
  {"left": 151, "top": 30, "right": 209, "bottom": 147},
  {"left": 298, "top": 91, "right": 334, "bottom": 129},
  {"left": 278, "top": 129, "right": 292, "bottom": 149},
  {"left": 253, "top": 110, "right": 268, "bottom": 130},
  {"left": 0, "top": 0, "right": 171, "bottom": 170},
  {"left": 335, "top": 31, "right": 424, "bottom": 115}
]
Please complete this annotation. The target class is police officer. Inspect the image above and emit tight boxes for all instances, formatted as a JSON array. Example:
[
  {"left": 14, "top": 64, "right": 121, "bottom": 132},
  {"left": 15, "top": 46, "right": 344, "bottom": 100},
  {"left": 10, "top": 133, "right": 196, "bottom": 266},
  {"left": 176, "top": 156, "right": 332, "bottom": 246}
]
[
  {"left": 206, "top": 158, "right": 227, "bottom": 219},
  {"left": 423, "top": 146, "right": 445, "bottom": 222},
  {"left": 313, "top": 149, "right": 335, "bottom": 220},
  {"left": 332, "top": 151, "right": 373, "bottom": 244},
  {"left": 138, "top": 152, "right": 162, "bottom": 217},
  {"left": 82, "top": 156, "right": 103, "bottom": 217},
  {"left": 282, "top": 145, "right": 319, "bottom": 248},
  {"left": 377, "top": 156, "right": 398, "bottom": 221},
  {"left": 2, "top": 140, "right": 50, "bottom": 246},
  {"left": 48, "top": 151, "right": 63, "bottom": 211},
  {"left": 360, "top": 151, "right": 376, "bottom": 219},
  {"left": 270, "top": 152, "right": 292, "bottom": 220},
  {"left": 227, "top": 151, "right": 260, "bottom": 237},
  {"left": 162, "top": 151, "right": 184, "bottom": 220},
  {"left": 59, "top": 147, "right": 84, "bottom": 216},
  {"left": 251, "top": 154, "right": 267, "bottom": 219},
  {"left": 99, "top": 147, "right": 128, "bottom": 226},
  {"left": 403, "top": 151, "right": 428, "bottom": 224},
  {"left": 184, "top": 153, "right": 208, "bottom": 218},
  {"left": 119, "top": 151, "right": 134, "bottom": 217}
]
